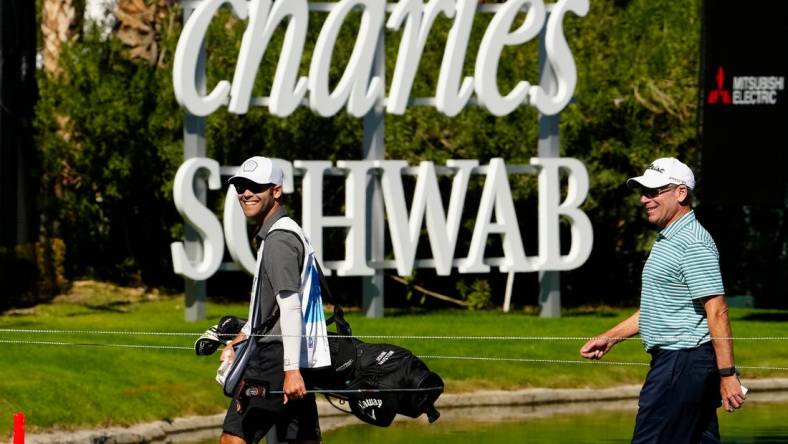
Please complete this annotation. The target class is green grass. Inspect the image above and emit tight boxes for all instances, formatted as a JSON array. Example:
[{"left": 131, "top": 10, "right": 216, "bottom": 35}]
[{"left": 1, "top": 293, "right": 786, "bottom": 437}]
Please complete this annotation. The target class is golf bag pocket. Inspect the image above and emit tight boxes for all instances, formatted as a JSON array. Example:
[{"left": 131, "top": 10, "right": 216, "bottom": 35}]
[
  {"left": 221, "top": 339, "right": 257, "bottom": 397},
  {"left": 349, "top": 391, "right": 399, "bottom": 427},
  {"left": 302, "top": 331, "right": 360, "bottom": 389},
  {"left": 351, "top": 342, "right": 443, "bottom": 423},
  {"left": 310, "top": 340, "right": 444, "bottom": 427}
]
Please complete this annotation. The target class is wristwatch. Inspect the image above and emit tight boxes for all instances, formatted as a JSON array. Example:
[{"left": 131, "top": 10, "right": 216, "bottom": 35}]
[{"left": 718, "top": 366, "right": 737, "bottom": 377}]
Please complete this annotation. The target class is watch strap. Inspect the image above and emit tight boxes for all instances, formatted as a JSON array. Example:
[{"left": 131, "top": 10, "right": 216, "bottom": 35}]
[{"left": 718, "top": 366, "right": 737, "bottom": 377}]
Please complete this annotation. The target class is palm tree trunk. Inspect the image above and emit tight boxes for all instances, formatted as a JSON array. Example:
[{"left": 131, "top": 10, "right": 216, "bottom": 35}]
[{"left": 41, "top": 0, "right": 77, "bottom": 75}]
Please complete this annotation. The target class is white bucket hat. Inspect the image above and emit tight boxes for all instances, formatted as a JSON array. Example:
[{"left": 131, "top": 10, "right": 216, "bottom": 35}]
[
  {"left": 228, "top": 156, "right": 283, "bottom": 186},
  {"left": 627, "top": 157, "right": 695, "bottom": 190}
]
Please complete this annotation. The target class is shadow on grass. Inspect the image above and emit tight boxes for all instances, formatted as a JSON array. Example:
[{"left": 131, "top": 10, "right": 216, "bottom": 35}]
[
  {"left": 563, "top": 306, "right": 621, "bottom": 318},
  {"left": 66, "top": 300, "right": 133, "bottom": 316},
  {"left": 380, "top": 308, "right": 447, "bottom": 318},
  {"left": 563, "top": 311, "right": 618, "bottom": 318},
  {"left": 740, "top": 313, "right": 788, "bottom": 322}
]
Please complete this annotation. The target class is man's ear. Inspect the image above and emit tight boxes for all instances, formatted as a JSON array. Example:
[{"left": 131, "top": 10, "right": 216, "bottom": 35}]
[
  {"left": 272, "top": 185, "right": 283, "bottom": 200},
  {"left": 677, "top": 185, "right": 690, "bottom": 205}
]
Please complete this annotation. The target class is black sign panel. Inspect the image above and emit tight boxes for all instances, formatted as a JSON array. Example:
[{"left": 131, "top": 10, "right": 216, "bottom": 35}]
[{"left": 700, "top": 0, "right": 788, "bottom": 205}]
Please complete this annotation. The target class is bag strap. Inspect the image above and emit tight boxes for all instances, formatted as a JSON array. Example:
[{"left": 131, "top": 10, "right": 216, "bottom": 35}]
[
  {"left": 315, "top": 260, "right": 352, "bottom": 336},
  {"left": 252, "top": 262, "right": 350, "bottom": 337},
  {"left": 249, "top": 226, "right": 286, "bottom": 337},
  {"left": 254, "top": 305, "right": 279, "bottom": 337},
  {"left": 253, "top": 227, "right": 352, "bottom": 337}
]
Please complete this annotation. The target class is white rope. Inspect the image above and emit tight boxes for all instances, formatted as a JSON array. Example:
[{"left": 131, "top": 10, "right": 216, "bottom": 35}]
[
  {"left": 0, "top": 328, "right": 197, "bottom": 336},
  {"left": 419, "top": 355, "right": 788, "bottom": 371},
  {"left": 0, "top": 339, "right": 192, "bottom": 350},
  {"left": 419, "top": 355, "right": 650, "bottom": 366},
  {"left": 737, "top": 365, "right": 788, "bottom": 371},
  {"left": 1, "top": 328, "right": 787, "bottom": 341},
  {"left": 2, "top": 338, "right": 787, "bottom": 371}
]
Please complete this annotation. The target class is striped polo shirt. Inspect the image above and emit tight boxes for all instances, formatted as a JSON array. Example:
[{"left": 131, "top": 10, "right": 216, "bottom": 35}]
[{"left": 639, "top": 211, "right": 725, "bottom": 351}]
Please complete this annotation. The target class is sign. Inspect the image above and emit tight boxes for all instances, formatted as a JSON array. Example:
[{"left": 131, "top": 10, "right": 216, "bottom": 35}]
[
  {"left": 707, "top": 66, "right": 785, "bottom": 106},
  {"left": 173, "top": 0, "right": 589, "bottom": 117},
  {"left": 170, "top": 157, "right": 593, "bottom": 279},
  {"left": 701, "top": 0, "right": 788, "bottom": 205}
]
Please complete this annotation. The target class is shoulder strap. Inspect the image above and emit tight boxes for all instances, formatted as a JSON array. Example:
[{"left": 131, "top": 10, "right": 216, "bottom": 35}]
[
  {"left": 315, "top": 260, "right": 352, "bottom": 336},
  {"left": 250, "top": 224, "right": 292, "bottom": 336},
  {"left": 255, "top": 222, "right": 352, "bottom": 337}
]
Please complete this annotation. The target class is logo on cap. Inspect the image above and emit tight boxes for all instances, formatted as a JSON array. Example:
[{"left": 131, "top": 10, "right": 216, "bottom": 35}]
[
  {"left": 243, "top": 160, "right": 258, "bottom": 172},
  {"left": 646, "top": 164, "right": 665, "bottom": 174}
]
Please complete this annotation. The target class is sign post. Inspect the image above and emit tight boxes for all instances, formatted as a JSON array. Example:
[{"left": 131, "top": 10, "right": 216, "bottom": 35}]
[
  {"left": 361, "top": 27, "right": 386, "bottom": 318},
  {"left": 181, "top": 0, "right": 208, "bottom": 321},
  {"left": 537, "top": 24, "right": 561, "bottom": 318}
]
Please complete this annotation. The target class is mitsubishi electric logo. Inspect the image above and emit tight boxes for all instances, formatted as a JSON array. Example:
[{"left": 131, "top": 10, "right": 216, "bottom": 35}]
[
  {"left": 708, "top": 65, "right": 785, "bottom": 106},
  {"left": 707, "top": 66, "right": 732, "bottom": 105}
]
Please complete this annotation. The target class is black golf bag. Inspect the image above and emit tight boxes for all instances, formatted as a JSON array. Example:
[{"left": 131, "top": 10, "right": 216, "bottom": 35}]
[
  {"left": 196, "top": 264, "right": 444, "bottom": 426},
  {"left": 306, "top": 313, "right": 443, "bottom": 427}
]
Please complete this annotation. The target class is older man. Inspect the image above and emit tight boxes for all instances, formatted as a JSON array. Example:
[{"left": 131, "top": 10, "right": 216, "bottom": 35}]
[
  {"left": 580, "top": 157, "right": 746, "bottom": 444},
  {"left": 220, "top": 156, "right": 323, "bottom": 444}
]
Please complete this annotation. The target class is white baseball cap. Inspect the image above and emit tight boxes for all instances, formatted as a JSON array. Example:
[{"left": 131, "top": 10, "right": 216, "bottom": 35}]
[
  {"left": 627, "top": 157, "right": 695, "bottom": 190},
  {"left": 228, "top": 156, "right": 283, "bottom": 186}
]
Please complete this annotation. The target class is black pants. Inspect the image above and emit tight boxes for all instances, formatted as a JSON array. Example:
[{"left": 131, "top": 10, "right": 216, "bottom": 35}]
[
  {"left": 632, "top": 342, "right": 721, "bottom": 444},
  {"left": 222, "top": 342, "right": 321, "bottom": 443}
]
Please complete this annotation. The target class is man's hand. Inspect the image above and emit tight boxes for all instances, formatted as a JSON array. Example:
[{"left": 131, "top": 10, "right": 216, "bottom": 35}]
[
  {"left": 721, "top": 376, "right": 746, "bottom": 412},
  {"left": 220, "top": 345, "right": 236, "bottom": 364},
  {"left": 220, "top": 333, "right": 248, "bottom": 364},
  {"left": 580, "top": 337, "right": 615, "bottom": 360},
  {"left": 579, "top": 310, "right": 639, "bottom": 360},
  {"left": 283, "top": 370, "right": 306, "bottom": 405}
]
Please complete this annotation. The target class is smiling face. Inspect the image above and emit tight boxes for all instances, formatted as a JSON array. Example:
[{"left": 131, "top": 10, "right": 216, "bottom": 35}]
[
  {"left": 233, "top": 179, "right": 282, "bottom": 224},
  {"left": 639, "top": 184, "right": 691, "bottom": 229}
]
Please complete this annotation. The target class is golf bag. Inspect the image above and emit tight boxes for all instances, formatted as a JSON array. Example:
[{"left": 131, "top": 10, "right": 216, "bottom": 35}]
[
  {"left": 195, "top": 265, "right": 444, "bottom": 427},
  {"left": 303, "top": 304, "right": 443, "bottom": 427}
]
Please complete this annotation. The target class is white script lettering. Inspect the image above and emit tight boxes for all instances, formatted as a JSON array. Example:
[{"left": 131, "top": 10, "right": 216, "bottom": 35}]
[{"left": 173, "top": 0, "right": 588, "bottom": 117}]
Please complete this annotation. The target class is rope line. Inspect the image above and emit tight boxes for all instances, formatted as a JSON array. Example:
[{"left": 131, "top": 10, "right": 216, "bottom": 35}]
[
  {"left": 0, "top": 339, "right": 192, "bottom": 350},
  {"left": 1, "top": 328, "right": 787, "bottom": 341},
  {"left": 420, "top": 355, "right": 788, "bottom": 371},
  {"left": 1, "top": 339, "right": 787, "bottom": 371},
  {"left": 420, "top": 355, "right": 650, "bottom": 366}
]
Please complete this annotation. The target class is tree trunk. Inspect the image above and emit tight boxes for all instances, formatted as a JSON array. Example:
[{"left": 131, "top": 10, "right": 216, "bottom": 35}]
[
  {"left": 0, "top": 0, "right": 39, "bottom": 247},
  {"left": 41, "top": 0, "right": 77, "bottom": 75}
]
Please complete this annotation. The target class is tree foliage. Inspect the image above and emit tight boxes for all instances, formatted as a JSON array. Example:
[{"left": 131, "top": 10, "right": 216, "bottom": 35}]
[{"left": 35, "top": 20, "right": 183, "bottom": 286}]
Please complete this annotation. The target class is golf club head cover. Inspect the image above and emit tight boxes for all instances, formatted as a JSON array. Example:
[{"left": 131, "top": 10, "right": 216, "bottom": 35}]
[
  {"left": 194, "top": 326, "right": 223, "bottom": 356},
  {"left": 217, "top": 315, "right": 247, "bottom": 338},
  {"left": 195, "top": 315, "right": 247, "bottom": 356}
]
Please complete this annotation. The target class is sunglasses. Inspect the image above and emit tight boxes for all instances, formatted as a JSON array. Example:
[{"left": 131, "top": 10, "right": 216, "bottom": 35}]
[
  {"left": 639, "top": 185, "right": 676, "bottom": 199},
  {"left": 233, "top": 180, "right": 271, "bottom": 195}
]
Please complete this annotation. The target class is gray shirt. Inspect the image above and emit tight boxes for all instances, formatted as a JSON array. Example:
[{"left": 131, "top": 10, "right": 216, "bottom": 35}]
[{"left": 252, "top": 206, "right": 304, "bottom": 343}]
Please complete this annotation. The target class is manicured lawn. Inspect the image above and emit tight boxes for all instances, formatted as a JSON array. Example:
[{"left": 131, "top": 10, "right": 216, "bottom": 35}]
[{"left": 1, "top": 292, "right": 786, "bottom": 437}]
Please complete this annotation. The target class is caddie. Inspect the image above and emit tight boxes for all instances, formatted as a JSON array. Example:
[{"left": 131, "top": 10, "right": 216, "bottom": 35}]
[
  {"left": 579, "top": 157, "right": 746, "bottom": 443},
  {"left": 220, "top": 156, "right": 329, "bottom": 444}
]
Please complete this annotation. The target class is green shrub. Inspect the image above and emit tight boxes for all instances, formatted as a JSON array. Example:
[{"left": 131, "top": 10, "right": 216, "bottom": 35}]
[
  {"left": 0, "top": 246, "right": 38, "bottom": 310},
  {"left": 34, "top": 20, "right": 183, "bottom": 287}
]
